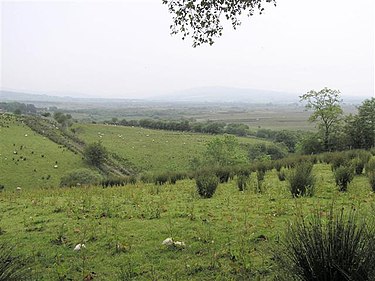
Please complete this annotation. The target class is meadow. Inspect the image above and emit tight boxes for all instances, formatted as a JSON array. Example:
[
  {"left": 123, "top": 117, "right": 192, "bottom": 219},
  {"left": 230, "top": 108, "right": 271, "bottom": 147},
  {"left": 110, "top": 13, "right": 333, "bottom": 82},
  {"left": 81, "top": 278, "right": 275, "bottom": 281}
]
[
  {"left": 72, "top": 123, "right": 268, "bottom": 173},
  {"left": 0, "top": 163, "right": 373, "bottom": 280},
  {"left": 1, "top": 112, "right": 374, "bottom": 280},
  {"left": 0, "top": 115, "right": 85, "bottom": 189}
]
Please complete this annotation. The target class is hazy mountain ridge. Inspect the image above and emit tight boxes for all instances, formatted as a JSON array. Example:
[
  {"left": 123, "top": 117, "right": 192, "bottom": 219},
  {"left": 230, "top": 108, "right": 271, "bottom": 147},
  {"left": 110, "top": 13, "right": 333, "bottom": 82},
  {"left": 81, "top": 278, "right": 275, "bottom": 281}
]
[{"left": 0, "top": 88, "right": 370, "bottom": 106}]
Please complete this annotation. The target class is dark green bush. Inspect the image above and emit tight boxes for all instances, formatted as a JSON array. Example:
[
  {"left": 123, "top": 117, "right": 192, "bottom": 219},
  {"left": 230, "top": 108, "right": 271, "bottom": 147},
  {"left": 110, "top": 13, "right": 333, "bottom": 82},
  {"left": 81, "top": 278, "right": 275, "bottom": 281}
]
[
  {"left": 83, "top": 142, "right": 108, "bottom": 167},
  {"left": 215, "top": 167, "right": 231, "bottom": 183},
  {"left": 196, "top": 173, "right": 219, "bottom": 198},
  {"left": 237, "top": 175, "right": 249, "bottom": 191},
  {"left": 352, "top": 157, "right": 365, "bottom": 175},
  {"left": 154, "top": 173, "right": 168, "bottom": 185},
  {"left": 277, "top": 169, "right": 286, "bottom": 181},
  {"left": 366, "top": 158, "right": 375, "bottom": 191},
  {"left": 275, "top": 207, "right": 375, "bottom": 280},
  {"left": 334, "top": 166, "right": 354, "bottom": 192},
  {"left": 287, "top": 162, "right": 315, "bottom": 197},
  {"left": 0, "top": 242, "right": 31, "bottom": 281},
  {"left": 60, "top": 168, "right": 102, "bottom": 187}
]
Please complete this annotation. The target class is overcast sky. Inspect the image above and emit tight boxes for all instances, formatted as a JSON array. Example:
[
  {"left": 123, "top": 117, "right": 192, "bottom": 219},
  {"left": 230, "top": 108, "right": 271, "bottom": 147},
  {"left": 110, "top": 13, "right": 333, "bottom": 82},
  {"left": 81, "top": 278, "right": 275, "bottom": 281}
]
[{"left": 1, "top": 0, "right": 374, "bottom": 98}]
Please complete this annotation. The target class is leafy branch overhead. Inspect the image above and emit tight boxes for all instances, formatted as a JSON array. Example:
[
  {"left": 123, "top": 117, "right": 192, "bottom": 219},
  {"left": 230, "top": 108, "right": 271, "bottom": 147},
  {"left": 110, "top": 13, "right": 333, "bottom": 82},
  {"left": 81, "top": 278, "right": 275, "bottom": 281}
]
[{"left": 162, "top": 0, "right": 277, "bottom": 47}]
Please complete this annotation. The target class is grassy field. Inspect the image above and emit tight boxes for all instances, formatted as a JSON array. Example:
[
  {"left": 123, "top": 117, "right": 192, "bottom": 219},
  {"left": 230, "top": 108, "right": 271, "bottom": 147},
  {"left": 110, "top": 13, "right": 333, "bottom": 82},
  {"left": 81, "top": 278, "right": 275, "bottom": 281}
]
[
  {"left": 73, "top": 123, "right": 269, "bottom": 173},
  {"left": 0, "top": 114, "right": 85, "bottom": 189},
  {"left": 0, "top": 163, "right": 373, "bottom": 280}
]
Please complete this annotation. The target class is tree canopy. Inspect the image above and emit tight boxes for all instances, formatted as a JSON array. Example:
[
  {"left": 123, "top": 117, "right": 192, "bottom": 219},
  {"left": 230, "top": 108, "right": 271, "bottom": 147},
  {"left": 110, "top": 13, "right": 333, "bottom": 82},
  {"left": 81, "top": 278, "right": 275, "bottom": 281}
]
[
  {"left": 162, "top": 0, "right": 276, "bottom": 47},
  {"left": 300, "top": 88, "right": 343, "bottom": 151}
]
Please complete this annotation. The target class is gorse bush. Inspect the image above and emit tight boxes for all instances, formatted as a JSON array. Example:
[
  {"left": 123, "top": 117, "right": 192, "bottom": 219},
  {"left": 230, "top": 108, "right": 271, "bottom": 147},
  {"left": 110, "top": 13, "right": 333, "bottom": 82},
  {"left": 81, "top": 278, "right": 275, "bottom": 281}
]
[
  {"left": 275, "top": 207, "right": 375, "bottom": 281},
  {"left": 195, "top": 173, "right": 219, "bottom": 198},
  {"left": 60, "top": 168, "right": 102, "bottom": 187},
  {"left": 334, "top": 165, "right": 354, "bottom": 192},
  {"left": 0, "top": 242, "right": 31, "bottom": 281},
  {"left": 287, "top": 162, "right": 315, "bottom": 197}
]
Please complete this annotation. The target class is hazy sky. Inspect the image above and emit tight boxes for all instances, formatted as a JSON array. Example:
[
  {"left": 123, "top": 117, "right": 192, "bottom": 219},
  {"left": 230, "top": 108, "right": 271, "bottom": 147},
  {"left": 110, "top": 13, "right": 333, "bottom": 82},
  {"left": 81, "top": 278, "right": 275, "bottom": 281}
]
[{"left": 1, "top": 0, "right": 374, "bottom": 98}]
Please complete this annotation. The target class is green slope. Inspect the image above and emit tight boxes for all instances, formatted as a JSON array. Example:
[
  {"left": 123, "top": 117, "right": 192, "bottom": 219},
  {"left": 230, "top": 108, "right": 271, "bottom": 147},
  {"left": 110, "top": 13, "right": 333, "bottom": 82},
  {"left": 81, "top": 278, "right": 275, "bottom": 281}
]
[
  {"left": 74, "top": 123, "right": 268, "bottom": 173},
  {"left": 0, "top": 114, "right": 85, "bottom": 189}
]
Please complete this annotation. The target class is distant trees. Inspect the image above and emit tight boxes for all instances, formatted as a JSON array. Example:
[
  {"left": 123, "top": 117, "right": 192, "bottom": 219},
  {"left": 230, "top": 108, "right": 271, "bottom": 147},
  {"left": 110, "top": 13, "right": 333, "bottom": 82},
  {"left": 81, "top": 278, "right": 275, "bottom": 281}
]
[
  {"left": 0, "top": 102, "right": 37, "bottom": 115},
  {"left": 345, "top": 98, "right": 375, "bottom": 149},
  {"left": 300, "top": 88, "right": 343, "bottom": 151},
  {"left": 53, "top": 112, "right": 73, "bottom": 128}
]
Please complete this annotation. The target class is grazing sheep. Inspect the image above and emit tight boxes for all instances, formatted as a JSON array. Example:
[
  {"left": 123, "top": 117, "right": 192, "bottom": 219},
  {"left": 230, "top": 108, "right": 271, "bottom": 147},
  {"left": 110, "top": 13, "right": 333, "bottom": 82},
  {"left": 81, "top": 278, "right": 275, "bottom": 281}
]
[
  {"left": 73, "top": 243, "right": 86, "bottom": 251},
  {"left": 16, "top": 187, "right": 21, "bottom": 191},
  {"left": 162, "top": 238, "right": 174, "bottom": 246},
  {"left": 162, "top": 238, "right": 186, "bottom": 248}
]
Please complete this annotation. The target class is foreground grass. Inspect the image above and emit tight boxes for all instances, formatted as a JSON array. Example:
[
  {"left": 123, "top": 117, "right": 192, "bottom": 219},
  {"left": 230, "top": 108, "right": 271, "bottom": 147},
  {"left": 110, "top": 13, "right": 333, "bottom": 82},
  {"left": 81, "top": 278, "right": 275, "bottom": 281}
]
[{"left": 0, "top": 164, "right": 373, "bottom": 280}]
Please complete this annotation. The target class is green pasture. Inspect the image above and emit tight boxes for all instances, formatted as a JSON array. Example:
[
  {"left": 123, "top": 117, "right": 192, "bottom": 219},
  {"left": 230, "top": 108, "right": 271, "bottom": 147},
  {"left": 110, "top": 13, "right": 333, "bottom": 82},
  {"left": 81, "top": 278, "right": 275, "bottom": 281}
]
[
  {"left": 74, "top": 123, "right": 268, "bottom": 173},
  {"left": 0, "top": 163, "right": 373, "bottom": 280},
  {"left": 0, "top": 114, "right": 85, "bottom": 189}
]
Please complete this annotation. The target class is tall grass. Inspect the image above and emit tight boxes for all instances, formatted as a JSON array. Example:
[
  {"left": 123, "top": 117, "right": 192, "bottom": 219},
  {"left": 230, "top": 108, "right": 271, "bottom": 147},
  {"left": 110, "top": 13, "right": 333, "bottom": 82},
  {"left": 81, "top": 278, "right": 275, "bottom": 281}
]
[
  {"left": 275, "top": 207, "right": 375, "bottom": 280},
  {"left": 287, "top": 162, "right": 315, "bottom": 197},
  {"left": 0, "top": 242, "right": 31, "bottom": 281}
]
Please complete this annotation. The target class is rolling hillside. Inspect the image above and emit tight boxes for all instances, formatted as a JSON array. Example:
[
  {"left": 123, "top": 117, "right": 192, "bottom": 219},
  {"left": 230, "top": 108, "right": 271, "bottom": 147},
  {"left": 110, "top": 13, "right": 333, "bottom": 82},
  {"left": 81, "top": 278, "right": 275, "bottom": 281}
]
[{"left": 0, "top": 114, "right": 85, "bottom": 189}]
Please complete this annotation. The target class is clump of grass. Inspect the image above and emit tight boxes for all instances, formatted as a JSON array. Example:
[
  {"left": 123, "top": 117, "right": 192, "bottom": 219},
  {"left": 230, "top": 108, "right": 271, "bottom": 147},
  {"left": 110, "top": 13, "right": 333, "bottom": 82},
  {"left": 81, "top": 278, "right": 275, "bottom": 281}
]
[
  {"left": 237, "top": 175, "right": 249, "bottom": 191},
  {"left": 277, "top": 168, "right": 286, "bottom": 181},
  {"left": 275, "top": 207, "right": 375, "bottom": 280},
  {"left": 352, "top": 157, "right": 366, "bottom": 175},
  {"left": 287, "top": 162, "right": 315, "bottom": 197},
  {"left": 334, "top": 165, "right": 354, "bottom": 192},
  {"left": 196, "top": 173, "right": 219, "bottom": 198},
  {"left": 0, "top": 242, "right": 31, "bottom": 281}
]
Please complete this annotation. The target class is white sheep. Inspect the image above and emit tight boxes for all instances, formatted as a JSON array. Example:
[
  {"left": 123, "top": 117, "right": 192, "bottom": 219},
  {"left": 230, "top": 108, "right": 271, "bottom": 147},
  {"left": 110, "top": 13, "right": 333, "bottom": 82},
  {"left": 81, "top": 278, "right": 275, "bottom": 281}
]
[
  {"left": 73, "top": 243, "right": 86, "bottom": 251},
  {"left": 162, "top": 238, "right": 174, "bottom": 246}
]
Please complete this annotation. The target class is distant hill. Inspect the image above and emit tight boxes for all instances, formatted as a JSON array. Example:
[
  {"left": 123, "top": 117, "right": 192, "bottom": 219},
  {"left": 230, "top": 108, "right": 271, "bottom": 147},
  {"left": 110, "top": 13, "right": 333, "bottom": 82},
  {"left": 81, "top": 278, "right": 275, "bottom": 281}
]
[
  {"left": 0, "top": 88, "right": 370, "bottom": 106},
  {"left": 154, "top": 87, "right": 299, "bottom": 103}
]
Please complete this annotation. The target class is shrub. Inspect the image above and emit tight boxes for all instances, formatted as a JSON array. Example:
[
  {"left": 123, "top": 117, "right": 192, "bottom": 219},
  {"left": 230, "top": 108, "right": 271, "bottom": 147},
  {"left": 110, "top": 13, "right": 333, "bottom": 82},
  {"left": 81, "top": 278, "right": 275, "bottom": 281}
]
[
  {"left": 287, "top": 162, "right": 315, "bottom": 197},
  {"left": 366, "top": 158, "right": 375, "bottom": 191},
  {"left": 154, "top": 173, "right": 168, "bottom": 185},
  {"left": 275, "top": 207, "right": 375, "bottom": 280},
  {"left": 83, "top": 142, "right": 107, "bottom": 167},
  {"left": 60, "top": 168, "right": 102, "bottom": 187},
  {"left": 277, "top": 169, "right": 286, "bottom": 181},
  {"left": 196, "top": 173, "right": 219, "bottom": 198},
  {"left": 0, "top": 185, "right": 4, "bottom": 191},
  {"left": 237, "top": 175, "right": 249, "bottom": 191},
  {"left": 352, "top": 157, "right": 365, "bottom": 175},
  {"left": 334, "top": 166, "right": 354, "bottom": 192},
  {"left": 0, "top": 242, "right": 31, "bottom": 281},
  {"left": 215, "top": 167, "right": 231, "bottom": 183}
]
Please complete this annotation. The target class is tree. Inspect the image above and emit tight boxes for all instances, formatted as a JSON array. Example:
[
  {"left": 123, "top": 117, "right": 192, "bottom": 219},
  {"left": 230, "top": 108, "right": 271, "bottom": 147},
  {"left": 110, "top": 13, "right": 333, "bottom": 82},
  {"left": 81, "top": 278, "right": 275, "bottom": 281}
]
[
  {"left": 83, "top": 142, "right": 108, "bottom": 167},
  {"left": 203, "top": 135, "right": 247, "bottom": 167},
  {"left": 345, "top": 98, "right": 375, "bottom": 149},
  {"left": 162, "top": 0, "right": 276, "bottom": 47},
  {"left": 300, "top": 88, "right": 343, "bottom": 151},
  {"left": 53, "top": 112, "right": 73, "bottom": 128}
]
